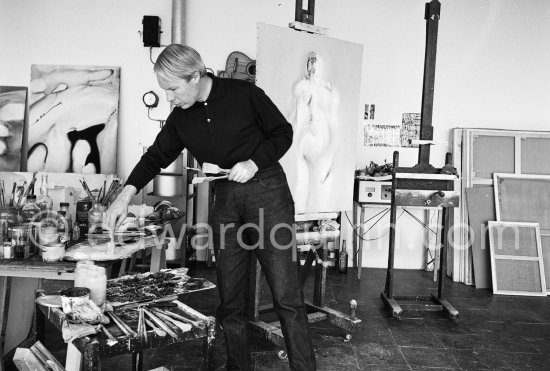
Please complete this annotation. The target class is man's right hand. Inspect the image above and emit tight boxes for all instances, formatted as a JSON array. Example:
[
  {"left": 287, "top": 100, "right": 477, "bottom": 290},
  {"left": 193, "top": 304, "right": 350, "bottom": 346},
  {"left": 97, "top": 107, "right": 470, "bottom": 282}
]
[{"left": 104, "top": 185, "right": 137, "bottom": 233}]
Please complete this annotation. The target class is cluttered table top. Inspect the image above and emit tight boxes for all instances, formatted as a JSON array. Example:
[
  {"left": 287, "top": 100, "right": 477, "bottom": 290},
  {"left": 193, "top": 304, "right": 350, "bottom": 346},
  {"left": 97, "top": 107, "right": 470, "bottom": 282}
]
[{"left": 35, "top": 268, "right": 216, "bottom": 363}]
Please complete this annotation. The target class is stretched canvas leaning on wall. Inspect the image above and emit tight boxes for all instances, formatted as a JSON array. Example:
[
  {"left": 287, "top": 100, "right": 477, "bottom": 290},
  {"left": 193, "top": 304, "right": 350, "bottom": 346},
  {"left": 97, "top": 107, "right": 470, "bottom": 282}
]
[
  {"left": 0, "top": 86, "right": 27, "bottom": 171},
  {"left": 28, "top": 65, "right": 120, "bottom": 174},
  {"left": 256, "top": 23, "right": 363, "bottom": 214}
]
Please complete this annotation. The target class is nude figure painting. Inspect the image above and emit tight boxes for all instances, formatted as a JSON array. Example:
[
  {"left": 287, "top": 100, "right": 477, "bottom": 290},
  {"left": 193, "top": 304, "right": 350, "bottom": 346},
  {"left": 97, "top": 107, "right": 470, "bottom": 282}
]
[
  {"left": 257, "top": 23, "right": 363, "bottom": 214},
  {"left": 28, "top": 65, "right": 120, "bottom": 174}
]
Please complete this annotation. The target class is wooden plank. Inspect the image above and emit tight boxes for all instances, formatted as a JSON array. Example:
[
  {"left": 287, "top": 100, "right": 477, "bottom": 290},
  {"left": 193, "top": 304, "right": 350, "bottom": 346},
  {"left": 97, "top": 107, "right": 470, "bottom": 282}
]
[
  {"left": 304, "top": 301, "right": 361, "bottom": 333},
  {"left": 288, "top": 22, "right": 328, "bottom": 35},
  {"left": 65, "top": 343, "right": 81, "bottom": 371},
  {"left": 465, "top": 186, "right": 494, "bottom": 289},
  {"left": 395, "top": 173, "right": 457, "bottom": 181},
  {"left": 394, "top": 190, "right": 459, "bottom": 208},
  {"left": 418, "top": 0, "right": 441, "bottom": 165},
  {"left": 395, "top": 179, "right": 454, "bottom": 191}
]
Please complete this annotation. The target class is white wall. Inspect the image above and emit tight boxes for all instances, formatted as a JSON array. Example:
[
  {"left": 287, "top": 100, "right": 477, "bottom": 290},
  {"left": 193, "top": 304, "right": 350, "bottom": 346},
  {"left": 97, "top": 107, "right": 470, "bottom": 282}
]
[{"left": 1, "top": 0, "right": 549, "bottom": 268}]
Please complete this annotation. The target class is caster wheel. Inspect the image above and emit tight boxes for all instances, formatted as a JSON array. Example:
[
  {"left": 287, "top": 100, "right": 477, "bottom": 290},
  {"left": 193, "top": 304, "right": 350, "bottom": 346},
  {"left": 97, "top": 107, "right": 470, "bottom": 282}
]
[
  {"left": 278, "top": 350, "right": 287, "bottom": 359},
  {"left": 344, "top": 334, "right": 352, "bottom": 342}
]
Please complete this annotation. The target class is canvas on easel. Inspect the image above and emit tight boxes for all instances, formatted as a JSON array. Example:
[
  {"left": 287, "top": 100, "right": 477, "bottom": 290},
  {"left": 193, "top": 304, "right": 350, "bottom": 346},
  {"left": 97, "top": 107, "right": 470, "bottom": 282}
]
[{"left": 256, "top": 23, "right": 363, "bottom": 214}]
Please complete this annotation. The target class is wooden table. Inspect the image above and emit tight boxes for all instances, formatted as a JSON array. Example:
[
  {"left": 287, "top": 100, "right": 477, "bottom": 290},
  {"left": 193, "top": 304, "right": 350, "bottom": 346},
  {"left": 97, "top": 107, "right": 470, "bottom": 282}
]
[
  {"left": 0, "top": 239, "right": 168, "bottom": 371},
  {"left": 35, "top": 296, "right": 216, "bottom": 371}
]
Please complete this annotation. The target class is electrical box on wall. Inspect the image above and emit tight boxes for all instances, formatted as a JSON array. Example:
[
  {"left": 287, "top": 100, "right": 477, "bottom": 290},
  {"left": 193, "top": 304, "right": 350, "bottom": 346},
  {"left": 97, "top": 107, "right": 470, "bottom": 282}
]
[
  {"left": 142, "top": 15, "right": 161, "bottom": 47},
  {"left": 354, "top": 179, "right": 392, "bottom": 204}
]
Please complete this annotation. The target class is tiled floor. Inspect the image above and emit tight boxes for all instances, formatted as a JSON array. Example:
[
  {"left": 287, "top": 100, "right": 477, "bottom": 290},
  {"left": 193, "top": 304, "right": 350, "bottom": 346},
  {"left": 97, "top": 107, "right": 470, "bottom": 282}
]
[{"left": 18, "top": 266, "right": 550, "bottom": 370}]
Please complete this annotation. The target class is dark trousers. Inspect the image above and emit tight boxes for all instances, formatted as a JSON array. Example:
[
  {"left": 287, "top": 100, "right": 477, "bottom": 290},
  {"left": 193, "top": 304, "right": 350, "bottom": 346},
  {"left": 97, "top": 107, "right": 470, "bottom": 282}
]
[{"left": 212, "top": 163, "right": 316, "bottom": 371}]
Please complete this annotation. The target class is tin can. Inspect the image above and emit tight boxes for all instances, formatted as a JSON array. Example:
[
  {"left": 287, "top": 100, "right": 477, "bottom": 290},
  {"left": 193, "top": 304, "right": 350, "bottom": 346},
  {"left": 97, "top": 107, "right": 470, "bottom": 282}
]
[{"left": 9, "top": 224, "right": 30, "bottom": 260}]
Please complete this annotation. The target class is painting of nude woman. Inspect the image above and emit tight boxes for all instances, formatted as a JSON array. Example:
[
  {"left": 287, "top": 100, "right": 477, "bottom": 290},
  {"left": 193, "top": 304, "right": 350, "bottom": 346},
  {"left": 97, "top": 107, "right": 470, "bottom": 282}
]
[
  {"left": 28, "top": 64, "right": 120, "bottom": 174},
  {"left": 256, "top": 23, "right": 363, "bottom": 214}
]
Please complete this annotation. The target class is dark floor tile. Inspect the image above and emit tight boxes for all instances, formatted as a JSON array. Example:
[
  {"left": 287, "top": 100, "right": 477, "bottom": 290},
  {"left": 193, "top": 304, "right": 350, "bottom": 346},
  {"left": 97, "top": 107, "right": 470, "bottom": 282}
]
[
  {"left": 400, "top": 347, "right": 458, "bottom": 369},
  {"left": 434, "top": 333, "right": 487, "bottom": 350},
  {"left": 383, "top": 318, "right": 429, "bottom": 332},
  {"left": 514, "top": 323, "right": 550, "bottom": 339},
  {"left": 391, "top": 331, "right": 445, "bottom": 349},
  {"left": 352, "top": 343, "right": 408, "bottom": 367},
  {"left": 313, "top": 335, "right": 358, "bottom": 369},
  {"left": 253, "top": 351, "right": 291, "bottom": 370},
  {"left": 349, "top": 325, "right": 395, "bottom": 346},
  {"left": 452, "top": 349, "right": 514, "bottom": 370}
]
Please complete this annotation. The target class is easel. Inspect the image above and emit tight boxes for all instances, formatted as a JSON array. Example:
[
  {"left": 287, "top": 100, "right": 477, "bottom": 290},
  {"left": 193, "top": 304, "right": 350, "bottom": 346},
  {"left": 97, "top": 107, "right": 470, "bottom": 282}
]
[
  {"left": 247, "top": 1, "right": 361, "bottom": 357},
  {"left": 380, "top": 0, "right": 460, "bottom": 321},
  {"left": 248, "top": 213, "right": 361, "bottom": 359}
]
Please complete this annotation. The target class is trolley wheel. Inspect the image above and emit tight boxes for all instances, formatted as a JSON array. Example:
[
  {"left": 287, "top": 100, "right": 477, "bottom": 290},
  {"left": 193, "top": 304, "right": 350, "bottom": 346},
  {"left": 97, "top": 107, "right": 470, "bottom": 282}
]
[
  {"left": 277, "top": 350, "right": 287, "bottom": 359},
  {"left": 344, "top": 334, "right": 352, "bottom": 342}
]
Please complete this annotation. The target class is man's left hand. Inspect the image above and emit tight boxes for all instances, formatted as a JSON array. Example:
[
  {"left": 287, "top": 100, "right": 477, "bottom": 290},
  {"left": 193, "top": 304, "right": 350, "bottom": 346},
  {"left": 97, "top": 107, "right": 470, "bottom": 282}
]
[{"left": 228, "top": 159, "right": 258, "bottom": 183}]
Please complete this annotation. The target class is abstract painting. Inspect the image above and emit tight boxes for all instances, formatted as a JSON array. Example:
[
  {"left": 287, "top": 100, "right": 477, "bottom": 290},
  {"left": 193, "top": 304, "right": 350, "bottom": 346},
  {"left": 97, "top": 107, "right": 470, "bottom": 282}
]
[
  {"left": 28, "top": 65, "right": 120, "bottom": 174},
  {"left": 364, "top": 123, "right": 401, "bottom": 147},
  {"left": 0, "top": 86, "right": 27, "bottom": 171},
  {"left": 257, "top": 23, "right": 363, "bottom": 214},
  {"left": 400, "top": 113, "right": 421, "bottom": 148}
]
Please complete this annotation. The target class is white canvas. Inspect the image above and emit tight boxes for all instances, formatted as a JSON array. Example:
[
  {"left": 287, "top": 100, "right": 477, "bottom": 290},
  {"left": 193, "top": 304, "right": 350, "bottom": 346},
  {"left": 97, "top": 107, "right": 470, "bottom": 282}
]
[
  {"left": 28, "top": 65, "right": 120, "bottom": 174},
  {"left": 0, "top": 86, "right": 27, "bottom": 171},
  {"left": 256, "top": 23, "right": 363, "bottom": 214}
]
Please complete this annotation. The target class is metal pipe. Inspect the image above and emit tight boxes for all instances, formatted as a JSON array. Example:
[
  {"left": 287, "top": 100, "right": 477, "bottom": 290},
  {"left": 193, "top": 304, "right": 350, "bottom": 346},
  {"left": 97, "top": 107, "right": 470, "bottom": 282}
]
[{"left": 171, "top": 0, "right": 186, "bottom": 44}]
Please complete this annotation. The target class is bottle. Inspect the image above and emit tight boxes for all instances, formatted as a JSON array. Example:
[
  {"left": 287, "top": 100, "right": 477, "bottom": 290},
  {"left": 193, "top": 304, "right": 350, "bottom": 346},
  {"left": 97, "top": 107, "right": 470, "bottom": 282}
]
[
  {"left": 338, "top": 240, "right": 348, "bottom": 274},
  {"left": 74, "top": 260, "right": 107, "bottom": 311},
  {"left": 57, "top": 211, "right": 70, "bottom": 245},
  {"left": 20, "top": 195, "right": 41, "bottom": 255},
  {"left": 72, "top": 222, "right": 81, "bottom": 241},
  {"left": 36, "top": 174, "right": 53, "bottom": 212},
  {"left": 59, "top": 202, "right": 72, "bottom": 236},
  {"left": 76, "top": 198, "right": 93, "bottom": 235}
]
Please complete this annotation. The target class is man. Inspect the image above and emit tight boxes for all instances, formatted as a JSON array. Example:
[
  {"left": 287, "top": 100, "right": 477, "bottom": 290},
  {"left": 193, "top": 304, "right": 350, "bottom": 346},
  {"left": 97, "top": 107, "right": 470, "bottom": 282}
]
[{"left": 105, "top": 44, "right": 316, "bottom": 370}]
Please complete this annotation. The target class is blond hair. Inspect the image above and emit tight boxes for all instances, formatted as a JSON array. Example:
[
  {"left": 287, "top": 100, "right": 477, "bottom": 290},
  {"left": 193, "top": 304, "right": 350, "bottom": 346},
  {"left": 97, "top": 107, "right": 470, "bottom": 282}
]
[{"left": 154, "top": 44, "right": 206, "bottom": 81}]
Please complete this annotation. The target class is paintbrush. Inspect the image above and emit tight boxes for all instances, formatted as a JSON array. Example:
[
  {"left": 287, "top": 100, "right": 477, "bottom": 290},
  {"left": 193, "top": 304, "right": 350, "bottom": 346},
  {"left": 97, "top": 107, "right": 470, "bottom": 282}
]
[
  {"left": 9, "top": 182, "right": 16, "bottom": 206},
  {"left": 151, "top": 308, "right": 205, "bottom": 329},
  {"left": 79, "top": 179, "right": 95, "bottom": 200},
  {"left": 191, "top": 175, "right": 228, "bottom": 184},
  {"left": 142, "top": 307, "right": 179, "bottom": 339},
  {"left": 99, "top": 323, "right": 118, "bottom": 346},
  {"left": 106, "top": 312, "right": 134, "bottom": 337}
]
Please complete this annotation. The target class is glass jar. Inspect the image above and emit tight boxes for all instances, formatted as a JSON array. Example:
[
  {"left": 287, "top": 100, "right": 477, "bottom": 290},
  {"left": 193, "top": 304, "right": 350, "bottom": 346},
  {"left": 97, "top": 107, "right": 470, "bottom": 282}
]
[
  {"left": 74, "top": 261, "right": 107, "bottom": 311},
  {"left": 87, "top": 202, "right": 106, "bottom": 235},
  {"left": 0, "top": 206, "right": 20, "bottom": 258}
]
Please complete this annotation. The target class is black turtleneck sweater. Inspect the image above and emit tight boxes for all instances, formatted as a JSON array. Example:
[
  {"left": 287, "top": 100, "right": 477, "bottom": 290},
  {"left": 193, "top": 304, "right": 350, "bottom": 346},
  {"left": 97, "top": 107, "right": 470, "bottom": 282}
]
[{"left": 125, "top": 74, "right": 293, "bottom": 192}]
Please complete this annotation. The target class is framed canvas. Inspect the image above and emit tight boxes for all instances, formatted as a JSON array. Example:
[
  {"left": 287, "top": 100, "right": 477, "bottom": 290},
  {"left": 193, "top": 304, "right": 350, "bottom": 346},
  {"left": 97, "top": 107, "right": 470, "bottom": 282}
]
[
  {"left": 0, "top": 86, "right": 27, "bottom": 171},
  {"left": 28, "top": 65, "right": 120, "bottom": 174},
  {"left": 488, "top": 221, "right": 546, "bottom": 296}
]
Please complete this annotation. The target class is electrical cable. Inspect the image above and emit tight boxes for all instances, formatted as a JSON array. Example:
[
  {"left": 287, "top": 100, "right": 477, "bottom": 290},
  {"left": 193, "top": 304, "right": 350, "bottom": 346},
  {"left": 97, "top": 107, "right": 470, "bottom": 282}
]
[
  {"left": 343, "top": 209, "right": 405, "bottom": 242},
  {"left": 149, "top": 47, "right": 155, "bottom": 64}
]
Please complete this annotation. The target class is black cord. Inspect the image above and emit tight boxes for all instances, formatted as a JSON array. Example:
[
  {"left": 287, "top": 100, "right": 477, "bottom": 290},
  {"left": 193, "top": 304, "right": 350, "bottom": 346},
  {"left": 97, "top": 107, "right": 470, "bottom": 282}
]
[{"left": 344, "top": 209, "right": 405, "bottom": 242}]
